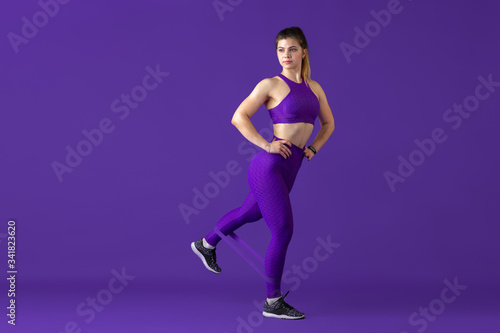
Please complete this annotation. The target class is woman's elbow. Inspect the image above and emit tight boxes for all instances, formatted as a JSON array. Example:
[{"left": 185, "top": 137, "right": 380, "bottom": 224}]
[
  {"left": 231, "top": 113, "right": 248, "bottom": 127},
  {"left": 231, "top": 113, "right": 239, "bottom": 126},
  {"left": 231, "top": 116, "right": 239, "bottom": 127}
]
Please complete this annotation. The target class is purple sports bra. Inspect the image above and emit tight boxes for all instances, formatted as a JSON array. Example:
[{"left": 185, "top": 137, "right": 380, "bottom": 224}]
[{"left": 268, "top": 74, "right": 320, "bottom": 125}]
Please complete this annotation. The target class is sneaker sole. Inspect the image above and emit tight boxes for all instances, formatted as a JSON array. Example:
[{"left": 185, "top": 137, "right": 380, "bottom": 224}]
[
  {"left": 262, "top": 311, "right": 305, "bottom": 320},
  {"left": 191, "top": 242, "right": 221, "bottom": 274}
]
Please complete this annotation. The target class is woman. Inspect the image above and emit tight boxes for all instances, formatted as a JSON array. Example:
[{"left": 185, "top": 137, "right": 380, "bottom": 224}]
[{"left": 191, "top": 26, "right": 334, "bottom": 320}]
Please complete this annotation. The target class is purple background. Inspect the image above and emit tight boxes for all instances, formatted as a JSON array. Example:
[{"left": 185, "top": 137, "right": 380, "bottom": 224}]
[{"left": 1, "top": 0, "right": 499, "bottom": 332}]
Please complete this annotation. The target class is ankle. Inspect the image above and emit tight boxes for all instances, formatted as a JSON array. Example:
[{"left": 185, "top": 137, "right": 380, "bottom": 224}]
[
  {"left": 266, "top": 296, "right": 280, "bottom": 305},
  {"left": 203, "top": 238, "right": 215, "bottom": 249}
]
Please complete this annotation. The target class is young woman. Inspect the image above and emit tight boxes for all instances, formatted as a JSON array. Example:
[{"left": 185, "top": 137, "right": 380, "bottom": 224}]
[{"left": 191, "top": 26, "right": 335, "bottom": 320}]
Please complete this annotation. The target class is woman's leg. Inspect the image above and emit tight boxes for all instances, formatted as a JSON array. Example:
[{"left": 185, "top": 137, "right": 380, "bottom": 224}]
[
  {"left": 247, "top": 149, "right": 302, "bottom": 299},
  {"left": 204, "top": 190, "right": 262, "bottom": 247}
]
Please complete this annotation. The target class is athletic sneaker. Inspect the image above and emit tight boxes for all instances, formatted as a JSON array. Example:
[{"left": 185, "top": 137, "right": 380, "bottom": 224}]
[
  {"left": 191, "top": 239, "right": 221, "bottom": 274},
  {"left": 262, "top": 291, "right": 305, "bottom": 320}
]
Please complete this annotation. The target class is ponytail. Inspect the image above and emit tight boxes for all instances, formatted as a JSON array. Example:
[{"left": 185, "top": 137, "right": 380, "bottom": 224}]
[{"left": 302, "top": 51, "right": 311, "bottom": 86}]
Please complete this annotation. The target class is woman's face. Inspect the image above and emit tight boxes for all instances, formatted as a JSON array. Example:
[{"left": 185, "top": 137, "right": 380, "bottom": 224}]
[{"left": 276, "top": 37, "right": 306, "bottom": 71}]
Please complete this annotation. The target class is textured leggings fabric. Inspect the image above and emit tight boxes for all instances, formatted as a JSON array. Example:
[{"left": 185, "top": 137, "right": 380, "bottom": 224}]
[{"left": 204, "top": 137, "right": 304, "bottom": 298}]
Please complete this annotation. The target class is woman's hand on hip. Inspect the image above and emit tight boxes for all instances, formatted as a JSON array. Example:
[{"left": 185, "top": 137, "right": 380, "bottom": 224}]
[
  {"left": 268, "top": 140, "right": 292, "bottom": 159},
  {"left": 304, "top": 147, "right": 315, "bottom": 161}
]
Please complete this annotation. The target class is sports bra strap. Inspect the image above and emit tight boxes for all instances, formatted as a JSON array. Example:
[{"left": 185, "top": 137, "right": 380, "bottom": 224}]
[{"left": 279, "top": 73, "right": 302, "bottom": 85}]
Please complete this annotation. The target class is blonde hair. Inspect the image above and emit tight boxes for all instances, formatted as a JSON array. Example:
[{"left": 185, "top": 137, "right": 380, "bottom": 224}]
[
  {"left": 275, "top": 27, "right": 311, "bottom": 85},
  {"left": 302, "top": 51, "right": 311, "bottom": 85}
]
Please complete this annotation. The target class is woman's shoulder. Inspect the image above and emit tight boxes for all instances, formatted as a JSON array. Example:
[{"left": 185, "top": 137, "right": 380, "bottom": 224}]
[
  {"left": 253, "top": 76, "right": 282, "bottom": 92},
  {"left": 307, "top": 78, "right": 325, "bottom": 93},
  {"left": 307, "top": 78, "right": 322, "bottom": 89},
  {"left": 260, "top": 75, "right": 282, "bottom": 85}
]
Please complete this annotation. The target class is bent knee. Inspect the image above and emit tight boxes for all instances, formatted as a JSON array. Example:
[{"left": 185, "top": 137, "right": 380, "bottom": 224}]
[{"left": 273, "top": 224, "right": 294, "bottom": 243}]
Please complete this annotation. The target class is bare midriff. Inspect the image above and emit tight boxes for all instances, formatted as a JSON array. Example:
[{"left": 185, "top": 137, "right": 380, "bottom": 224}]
[{"left": 272, "top": 122, "right": 314, "bottom": 149}]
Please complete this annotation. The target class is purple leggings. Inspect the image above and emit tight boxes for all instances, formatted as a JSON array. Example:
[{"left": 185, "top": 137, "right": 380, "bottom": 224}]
[{"left": 205, "top": 136, "right": 305, "bottom": 298}]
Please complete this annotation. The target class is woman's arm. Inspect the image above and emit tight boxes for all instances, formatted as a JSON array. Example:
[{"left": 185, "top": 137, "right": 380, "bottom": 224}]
[
  {"left": 231, "top": 78, "right": 274, "bottom": 151},
  {"left": 308, "top": 81, "right": 335, "bottom": 153}
]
